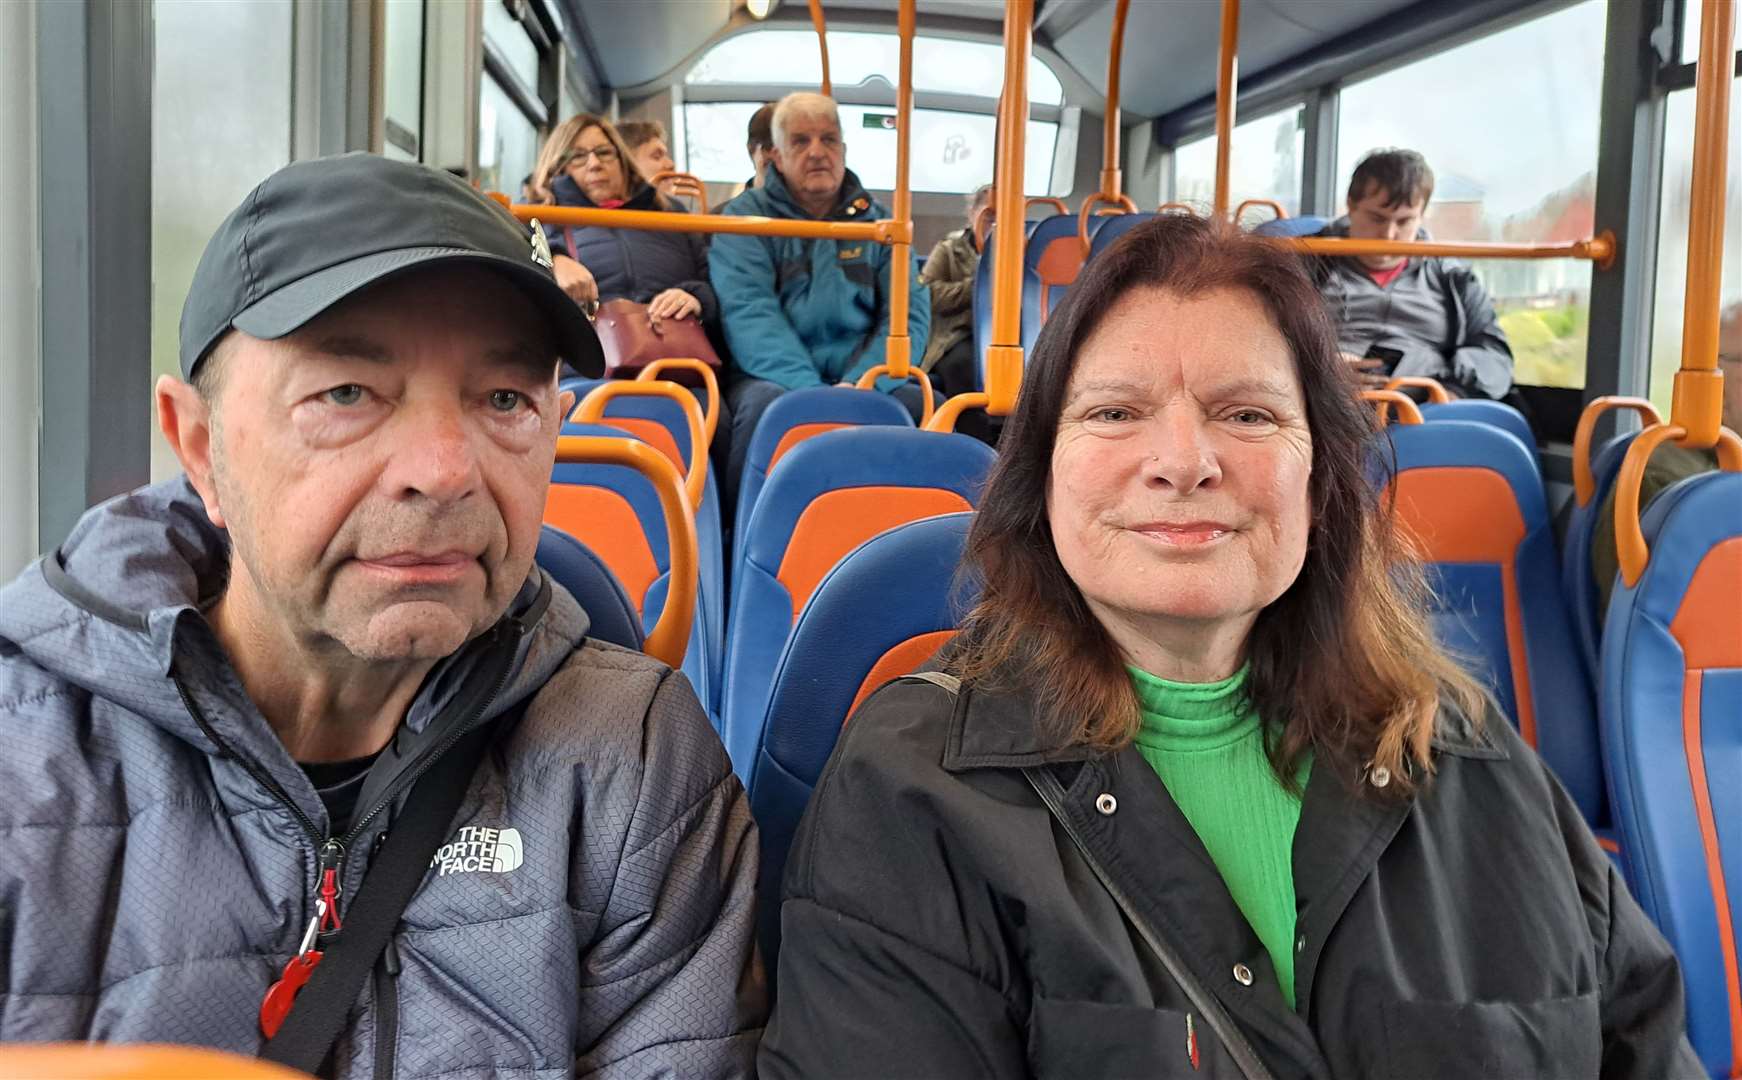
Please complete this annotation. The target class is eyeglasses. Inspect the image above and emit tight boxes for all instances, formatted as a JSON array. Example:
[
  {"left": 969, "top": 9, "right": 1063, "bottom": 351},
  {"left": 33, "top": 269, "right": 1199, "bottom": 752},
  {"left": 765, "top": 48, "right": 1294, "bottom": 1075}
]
[{"left": 564, "top": 145, "right": 618, "bottom": 167}]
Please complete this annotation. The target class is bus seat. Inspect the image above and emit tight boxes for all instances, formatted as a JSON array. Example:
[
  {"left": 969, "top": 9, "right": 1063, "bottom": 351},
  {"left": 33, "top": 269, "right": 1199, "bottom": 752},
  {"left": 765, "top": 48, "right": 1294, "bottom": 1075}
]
[
  {"left": 1599, "top": 471, "right": 1742, "bottom": 1080},
  {"left": 973, "top": 227, "right": 1044, "bottom": 392},
  {"left": 1379, "top": 418, "right": 1606, "bottom": 827},
  {"left": 747, "top": 512, "right": 977, "bottom": 976},
  {"left": 547, "top": 421, "right": 715, "bottom": 722},
  {"left": 733, "top": 386, "right": 915, "bottom": 548},
  {"left": 1253, "top": 214, "right": 1330, "bottom": 238},
  {"left": 1087, "top": 211, "right": 1157, "bottom": 262},
  {"left": 1420, "top": 399, "right": 1537, "bottom": 460},
  {"left": 566, "top": 380, "right": 727, "bottom": 711},
  {"left": 535, "top": 524, "right": 644, "bottom": 652},
  {"left": 1564, "top": 430, "right": 1640, "bottom": 674},
  {"left": 721, "top": 427, "right": 996, "bottom": 778}
]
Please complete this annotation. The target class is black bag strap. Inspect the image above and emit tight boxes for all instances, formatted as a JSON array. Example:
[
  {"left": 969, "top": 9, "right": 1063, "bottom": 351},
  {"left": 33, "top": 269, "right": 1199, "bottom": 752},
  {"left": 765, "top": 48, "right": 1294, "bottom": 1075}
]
[{"left": 261, "top": 721, "right": 499, "bottom": 1073}]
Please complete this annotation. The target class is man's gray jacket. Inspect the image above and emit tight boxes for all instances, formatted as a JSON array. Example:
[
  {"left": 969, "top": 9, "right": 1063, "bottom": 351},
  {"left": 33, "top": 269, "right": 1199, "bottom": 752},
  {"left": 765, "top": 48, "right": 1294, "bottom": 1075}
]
[
  {"left": 1310, "top": 216, "right": 1515, "bottom": 400},
  {"left": 0, "top": 479, "right": 764, "bottom": 1077}
]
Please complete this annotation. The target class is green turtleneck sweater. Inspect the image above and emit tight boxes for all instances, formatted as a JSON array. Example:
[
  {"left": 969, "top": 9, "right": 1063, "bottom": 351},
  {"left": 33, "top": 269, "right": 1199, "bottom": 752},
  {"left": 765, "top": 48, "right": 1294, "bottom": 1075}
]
[{"left": 1129, "top": 665, "right": 1309, "bottom": 1008}]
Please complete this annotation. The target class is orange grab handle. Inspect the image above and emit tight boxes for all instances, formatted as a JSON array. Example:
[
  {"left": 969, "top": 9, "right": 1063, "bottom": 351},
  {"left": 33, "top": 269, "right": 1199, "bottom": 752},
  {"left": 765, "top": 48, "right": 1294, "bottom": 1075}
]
[
  {"left": 1616, "top": 423, "right": 1742, "bottom": 586},
  {"left": 0, "top": 1044, "right": 311, "bottom": 1078},
  {"left": 647, "top": 171, "right": 709, "bottom": 213},
  {"left": 1384, "top": 376, "right": 1452, "bottom": 404},
  {"left": 575, "top": 381, "right": 708, "bottom": 512},
  {"left": 1572, "top": 396, "right": 1663, "bottom": 507},
  {"left": 1027, "top": 196, "right": 1069, "bottom": 217},
  {"left": 1361, "top": 389, "right": 1424, "bottom": 426},
  {"left": 637, "top": 359, "right": 721, "bottom": 450},
  {"left": 1078, "top": 192, "right": 1140, "bottom": 255},
  {"left": 972, "top": 203, "right": 995, "bottom": 251},
  {"left": 925, "top": 391, "right": 991, "bottom": 433},
  {"left": 555, "top": 435, "right": 699, "bottom": 668},
  {"left": 1157, "top": 201, "right": 1197, "bottom": 215},
  {"left": 1233, "top": 198, "right": 1288, "bottom": 224},
  {"left": 855, "top": 363, "right": 935, "bottom": 427}
]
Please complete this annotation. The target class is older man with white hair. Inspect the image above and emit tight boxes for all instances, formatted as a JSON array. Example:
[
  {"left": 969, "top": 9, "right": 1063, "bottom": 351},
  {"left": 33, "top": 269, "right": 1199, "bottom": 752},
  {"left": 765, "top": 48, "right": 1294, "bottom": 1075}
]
[{"left": 710, "top": 91, "right": 930, "bottom": 512}]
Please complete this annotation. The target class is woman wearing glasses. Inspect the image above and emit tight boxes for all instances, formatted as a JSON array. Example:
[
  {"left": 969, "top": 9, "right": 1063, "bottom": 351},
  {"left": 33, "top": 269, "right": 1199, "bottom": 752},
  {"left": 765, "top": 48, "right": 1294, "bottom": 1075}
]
[{"left": 529, "top": 114, "right": 718, "bottom": 344}]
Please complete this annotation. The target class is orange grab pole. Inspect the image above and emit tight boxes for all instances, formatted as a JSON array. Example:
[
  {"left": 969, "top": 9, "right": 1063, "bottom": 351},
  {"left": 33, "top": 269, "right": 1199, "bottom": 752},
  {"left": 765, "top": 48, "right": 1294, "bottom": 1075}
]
[
  {"left": 637, "top": 359, "right": 721, "bottom": 450},
  {"left": 646, "top": 170, "right": 709, "bottom": 213},
  {"left": 1280, "top": 233, "right": 1616, "bottom": 266},
  {"left": 884, "top": 0, "right": 917, "bottom": 380},
  {"left": 1672, "top": 0, "right": 1737, "bottom": 450},
  {"left": 987, "top": 0, "right": 1034, "bottom": 417},
  {"left": 1233, "top": 197, "right": 1287, "bottom": 223},
  {"left": 1102, "top": 0, "right": 1131, "bottom": 200},
  {"left": 575, "top": 381, "right": 708, "bottom": 511},
  {"left": 1213, "top": 0, "right": 1240, "bottom": 218},
  {"left": 809, "top": 0, "right": 832, "bottom": 95},
  {"left": 1571, "top": 396, "right": 1662, "bottom": 506},
  {"left": 1616, "top": 424, "right": 1742, "bottom": 586},
  {"left": 555, "top": 436, "right": 699, "bottom": 668},
  {"left": 926, "top": 391, "right": 991, "bottom": 433},
  {"left": 1361, "top": 389, "right": 1424, "bottom": 426},
  {"left": 508, "top": 203, "right": 896, "bottom": 243},
  {"left": 1077, "top": 191, "right": 1139, "bottom": 256},
  {"left": 856, "top": 363, "right": 935, "bottom": 427},
  {"left": 1385, "top": 376, "right": 1452, "bottom": 404}
]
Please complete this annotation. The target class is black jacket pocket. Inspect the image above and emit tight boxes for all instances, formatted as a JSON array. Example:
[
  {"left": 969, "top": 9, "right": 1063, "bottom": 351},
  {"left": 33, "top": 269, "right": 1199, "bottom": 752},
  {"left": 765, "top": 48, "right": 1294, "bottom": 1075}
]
[
  {"left": 1382, "top": 992, "right": 1601, "bottom": 1079},
  {"left": 1029, "top": 996, "right": 1236, "bottom": 1079}
]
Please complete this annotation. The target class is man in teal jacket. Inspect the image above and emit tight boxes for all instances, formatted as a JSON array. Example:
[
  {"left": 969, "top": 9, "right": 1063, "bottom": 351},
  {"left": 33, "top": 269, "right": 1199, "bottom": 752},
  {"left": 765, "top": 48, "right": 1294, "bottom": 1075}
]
[{"left": 710, "top": 91, "right": 930, "bottom": 509}]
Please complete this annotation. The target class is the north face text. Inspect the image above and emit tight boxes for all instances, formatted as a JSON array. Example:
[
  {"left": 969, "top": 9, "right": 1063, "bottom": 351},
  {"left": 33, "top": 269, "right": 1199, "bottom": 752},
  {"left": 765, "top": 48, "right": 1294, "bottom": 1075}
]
[{"left": 431, "top": 826, "right": 524, "bottom": 876}]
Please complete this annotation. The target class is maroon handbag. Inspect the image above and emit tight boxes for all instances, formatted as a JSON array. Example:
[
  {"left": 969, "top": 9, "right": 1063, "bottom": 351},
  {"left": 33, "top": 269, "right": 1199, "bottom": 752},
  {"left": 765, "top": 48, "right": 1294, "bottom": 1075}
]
[{"left": 591, "top": 297, "right": 722, "bottom": 380}]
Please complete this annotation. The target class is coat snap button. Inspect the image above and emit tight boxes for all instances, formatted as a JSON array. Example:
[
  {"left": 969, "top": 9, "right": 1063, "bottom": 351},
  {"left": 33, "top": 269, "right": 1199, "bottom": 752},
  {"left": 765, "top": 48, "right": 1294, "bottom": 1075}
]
[
  {"left": 1296, "top": 934, "right": 1306, "bottom": 953},
  {"left": 1095, "top": 793, "right": 1118, "bottom": 815},
  {"left": 1233, "top": 963, "right": 1254, "bottom": 986},
  {"left": 1369, "top": 765, "right": 1392, "bottom": 789}
]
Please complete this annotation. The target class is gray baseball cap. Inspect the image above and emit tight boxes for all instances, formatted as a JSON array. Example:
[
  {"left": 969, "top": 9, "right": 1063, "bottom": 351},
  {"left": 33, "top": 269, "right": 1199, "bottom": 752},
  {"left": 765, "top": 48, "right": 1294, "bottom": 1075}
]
[{"left": 179, "top": 152, "right": 603, "bottom": 378}]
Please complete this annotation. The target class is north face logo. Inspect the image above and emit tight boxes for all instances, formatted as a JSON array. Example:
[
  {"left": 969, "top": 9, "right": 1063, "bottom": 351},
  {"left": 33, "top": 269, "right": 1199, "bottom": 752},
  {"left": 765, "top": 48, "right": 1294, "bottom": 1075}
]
[{"left": 431, "top": 826, "right": 523, "bottom": 876}]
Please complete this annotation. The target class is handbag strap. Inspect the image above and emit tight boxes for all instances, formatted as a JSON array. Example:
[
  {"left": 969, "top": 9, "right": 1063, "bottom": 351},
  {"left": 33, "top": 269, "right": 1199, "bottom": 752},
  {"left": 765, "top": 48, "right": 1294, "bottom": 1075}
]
[
  {"left": 1024, "top": 765, "right": 1277, "bottom": 1080},
  {"left": 261, "top": 721, "right": 499, "bottom": 1073}
]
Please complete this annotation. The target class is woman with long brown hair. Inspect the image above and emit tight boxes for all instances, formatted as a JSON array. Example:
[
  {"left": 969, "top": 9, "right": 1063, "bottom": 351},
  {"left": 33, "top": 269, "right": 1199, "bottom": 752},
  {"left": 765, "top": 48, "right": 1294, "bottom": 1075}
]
[{"left": 759, "top": 215, "right": 1698, "bottom": 1078}]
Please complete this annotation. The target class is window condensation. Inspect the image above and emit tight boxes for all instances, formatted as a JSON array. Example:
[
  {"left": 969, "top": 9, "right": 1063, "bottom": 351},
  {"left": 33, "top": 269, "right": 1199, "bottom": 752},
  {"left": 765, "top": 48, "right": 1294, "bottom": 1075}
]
[
  {"left": 685, "top": 30, "right": 1063, "bottom": 105},
  {"left": 1333, "top": 0, "right": 1606, "bottom": 389},
  {"left": 682, "top": 102, "right": 1056, "bottom": 195},
  {"left": 1171, "top": 106, "right": 1304, "bottom": 219},
  {"left": 1649, "top": 80, "right": 1742, "bottom": 414}
]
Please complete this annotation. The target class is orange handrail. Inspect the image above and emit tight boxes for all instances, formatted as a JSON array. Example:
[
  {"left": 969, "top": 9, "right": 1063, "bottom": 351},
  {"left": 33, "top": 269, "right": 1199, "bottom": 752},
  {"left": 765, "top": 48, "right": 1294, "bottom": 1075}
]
[
  {"left": 637, "top": 358, "right": 721, "bottom": 449},
  {"left": 647, "top": 170, "right": 709, "bottom": 212},
  {"left": 1615, "top": 424, "right": 1742, "bottom": 586},
  {"left": 809, "top": 0, "right": 831, "bottom": 95},
  {"left": 1234, "top": 198, "right": 1287, "bottom": 224},
  {"left": 0, "top": 1043, "right": 312, "bottom": 1078},
  {"left": 926, "top": 391, "right": 991, "bottom": 433},
  {"left": 1361, "top": 389, "right": 1424, "bottom": 426},
  {"left": 509, "top": 203, "right": 897, "bottom": 243},
  {"left": 555, "top": 435, "right": 699, "bottom": 668},
  {"left": 1102, "top": 0, "right": 1131, "bottom": 200},
  {"left": 1213, "top": 0, "right": 1240, "bottom": 217},
  {"left": 1385, "top": 376, "right": 1452, "bottom": 404},
  {"left": 1028, "top": 196, "right": 1070, "bottom": 217},
  {"left": 987, "top": 0, "right": 1034, "bottom": 417},
  {"left": 1158, "top": 201, "right": 1197, "bottom": 215},
  {"left": 1672, "top": 0, "right": 1736, "bottom": 450},
  {"left": 1571, "top": 396, "right": 1662, "bottom": 506},
  {"left": 575, "top": 381, "right": 708, "bottom": 511},
  {"left": 1077, "top": 191, "right": 1139, "bottom": 256},
  {"left": 856, "top": 362, "right": 935, "bottom": 426},
  {"left": 885, "top": 0, "right": 917, "bottom": 380},
  {"left": 1280, "top": 232, "right": 1617, "bottom": 267}
]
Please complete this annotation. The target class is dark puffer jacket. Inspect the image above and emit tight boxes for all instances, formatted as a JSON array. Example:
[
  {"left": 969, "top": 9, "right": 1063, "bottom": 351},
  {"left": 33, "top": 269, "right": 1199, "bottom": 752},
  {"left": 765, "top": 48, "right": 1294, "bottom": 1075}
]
[{"left": 545, "top": 175, "right": 720, "bottom": 327}]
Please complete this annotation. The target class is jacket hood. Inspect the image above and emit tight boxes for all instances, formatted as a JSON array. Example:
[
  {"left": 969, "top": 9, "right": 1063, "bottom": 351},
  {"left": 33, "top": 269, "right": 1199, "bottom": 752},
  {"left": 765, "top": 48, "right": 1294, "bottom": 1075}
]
[{"left": 0, "top": 478, "right": 590, "bottom": 761}]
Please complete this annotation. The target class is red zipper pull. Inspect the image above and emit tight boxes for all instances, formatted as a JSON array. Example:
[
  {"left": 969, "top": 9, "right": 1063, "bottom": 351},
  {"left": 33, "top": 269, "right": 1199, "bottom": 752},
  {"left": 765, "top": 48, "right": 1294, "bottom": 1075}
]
[
  {"left": 261, "top": 903, "right": 326, "bottom": 1038},
  {"left": 318, "top": 839, "right": 345, "bottom": 934}
]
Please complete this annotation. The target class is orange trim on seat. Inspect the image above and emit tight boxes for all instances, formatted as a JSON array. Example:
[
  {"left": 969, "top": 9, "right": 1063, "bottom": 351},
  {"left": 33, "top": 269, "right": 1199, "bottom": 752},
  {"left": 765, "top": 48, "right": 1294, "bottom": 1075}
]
[
  {"left": 1684, "top": 668, "right": 1742, "bottom": 1080},
  {"left": 1670, "top": 538, "right": 1742, "bottom": 669},
  {"left": 769, "top": 422, "right": 852, "bottom": 472},
  {"left": 602, "top": 418, "right": 685, "bottom": 476},
  {"left": 543, "top": 487, "right": 660, "bottom": 612},
  {"left": 1388, "top": 468, "right": 1536, "bottom": 748},
  {"left": 848, "top": 630, "right": 957, "bottom": 720},
  {"left": 1596, "top": 835, "right": 1621, "bottom": 854},
  {"left": 775, "top": 488, "right": 974, "bottom": 619}
]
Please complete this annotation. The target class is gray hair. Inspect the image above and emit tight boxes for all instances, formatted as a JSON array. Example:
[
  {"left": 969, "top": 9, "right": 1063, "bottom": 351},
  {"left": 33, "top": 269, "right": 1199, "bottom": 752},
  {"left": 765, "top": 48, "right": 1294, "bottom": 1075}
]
[{"left": 772, "top": 92, "right": 841, "bottom": 148}]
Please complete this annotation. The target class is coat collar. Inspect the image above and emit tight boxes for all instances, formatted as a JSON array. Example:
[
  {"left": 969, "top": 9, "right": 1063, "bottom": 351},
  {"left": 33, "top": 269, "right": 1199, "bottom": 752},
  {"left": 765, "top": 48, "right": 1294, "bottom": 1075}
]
[{"left": 939, "top": 662, "right": 1104, "bottom": 773}]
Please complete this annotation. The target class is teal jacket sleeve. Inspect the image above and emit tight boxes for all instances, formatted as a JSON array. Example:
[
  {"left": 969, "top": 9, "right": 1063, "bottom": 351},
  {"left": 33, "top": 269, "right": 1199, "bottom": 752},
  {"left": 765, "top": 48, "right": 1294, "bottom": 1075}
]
[
  {"left": 708, "top": 225, "right": 826, "bottom": 391},
  {"left": 845, "top": 248, "right": 933, "bottom": 393}
]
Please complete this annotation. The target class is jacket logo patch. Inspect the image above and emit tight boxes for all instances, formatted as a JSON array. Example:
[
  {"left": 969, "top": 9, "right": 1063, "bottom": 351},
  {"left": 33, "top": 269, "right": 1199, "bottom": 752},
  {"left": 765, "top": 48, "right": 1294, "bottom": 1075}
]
[
  {"left": 431, "top": 826, "right": 523, "bottom": 876},
  {"left": 837, "top": 245, "right": 864, "bottom": 260}
]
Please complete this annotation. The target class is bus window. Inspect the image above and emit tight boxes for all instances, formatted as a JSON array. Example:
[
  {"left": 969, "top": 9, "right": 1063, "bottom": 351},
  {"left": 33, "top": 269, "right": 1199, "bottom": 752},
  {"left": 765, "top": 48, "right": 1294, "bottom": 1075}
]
[
  {"left": 1170, "top": 104, "right": 1304, "bottom": 219},
  {"left": 1334, "top": 0, "right": 1607, "bottom": 391}
]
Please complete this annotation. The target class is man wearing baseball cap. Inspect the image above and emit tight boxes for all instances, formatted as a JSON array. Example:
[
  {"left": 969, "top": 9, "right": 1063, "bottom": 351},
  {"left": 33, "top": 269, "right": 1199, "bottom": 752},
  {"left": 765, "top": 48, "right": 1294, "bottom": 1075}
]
[{"left": 0, "top": 154, "right": 763, "bottom": 1076}]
